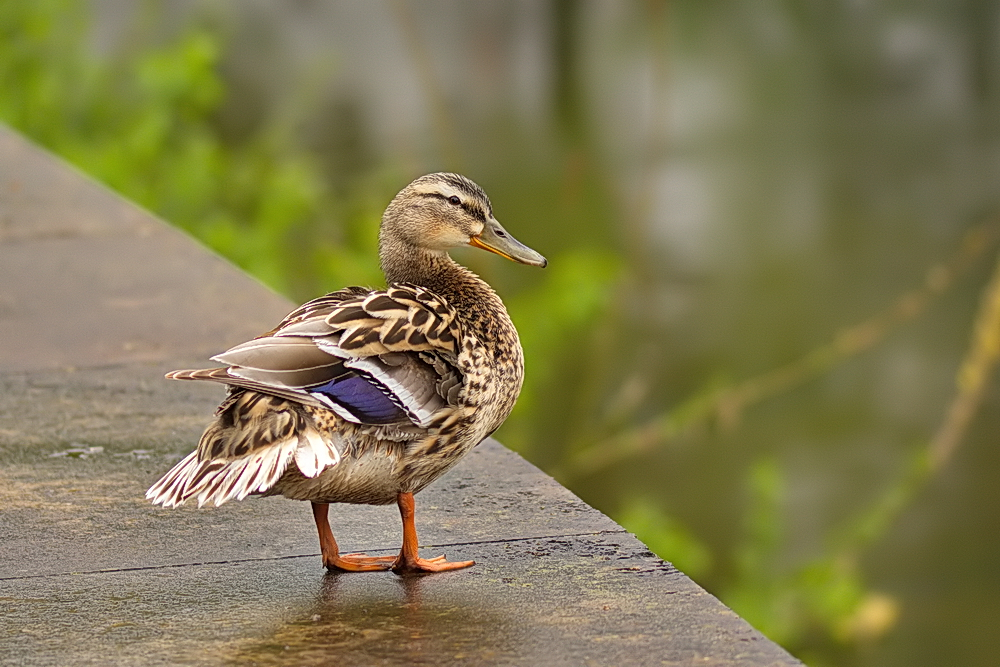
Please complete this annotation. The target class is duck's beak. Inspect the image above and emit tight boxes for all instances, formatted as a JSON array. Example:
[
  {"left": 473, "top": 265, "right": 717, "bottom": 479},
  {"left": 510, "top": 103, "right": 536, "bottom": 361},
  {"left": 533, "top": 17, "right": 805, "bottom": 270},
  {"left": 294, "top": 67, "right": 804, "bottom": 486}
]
[{"left": 469, "top": 218, "right": 547, "bottom": 268}]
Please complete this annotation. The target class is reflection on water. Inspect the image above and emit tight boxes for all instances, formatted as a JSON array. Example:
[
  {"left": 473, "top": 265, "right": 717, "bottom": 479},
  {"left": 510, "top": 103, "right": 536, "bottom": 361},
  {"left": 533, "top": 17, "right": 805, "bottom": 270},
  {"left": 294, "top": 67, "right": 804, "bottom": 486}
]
[{"left": 232, "top": 573, "right": 519, "bottom": 666}]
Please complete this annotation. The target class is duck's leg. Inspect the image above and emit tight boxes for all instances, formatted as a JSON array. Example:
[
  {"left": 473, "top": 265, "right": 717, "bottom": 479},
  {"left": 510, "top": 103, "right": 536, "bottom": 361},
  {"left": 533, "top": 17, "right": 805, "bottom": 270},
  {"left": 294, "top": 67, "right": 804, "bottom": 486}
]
[
  {"left": 391, "top": 492, "right": 475, "bottom": 574},
  {"left": 311, "top": 502, "right": 395, "bottom": 572}
]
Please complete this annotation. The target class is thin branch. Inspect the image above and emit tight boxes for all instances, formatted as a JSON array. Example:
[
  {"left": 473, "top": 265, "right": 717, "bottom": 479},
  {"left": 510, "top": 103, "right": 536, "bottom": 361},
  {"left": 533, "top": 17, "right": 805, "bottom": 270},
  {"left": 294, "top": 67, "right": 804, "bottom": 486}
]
[{"left": 929, "top": 245, "right": 1000, "bottom": 470}]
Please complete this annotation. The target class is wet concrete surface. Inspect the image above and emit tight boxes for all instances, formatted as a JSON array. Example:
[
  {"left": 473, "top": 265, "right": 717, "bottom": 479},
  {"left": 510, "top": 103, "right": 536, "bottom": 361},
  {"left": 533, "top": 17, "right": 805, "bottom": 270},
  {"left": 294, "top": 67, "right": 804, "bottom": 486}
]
[
  {"left": 4, "top": 534, "right": 777, "bottom": 667},
  {"left": 0, "top": 126, "right": 801, "bottom": 665}
]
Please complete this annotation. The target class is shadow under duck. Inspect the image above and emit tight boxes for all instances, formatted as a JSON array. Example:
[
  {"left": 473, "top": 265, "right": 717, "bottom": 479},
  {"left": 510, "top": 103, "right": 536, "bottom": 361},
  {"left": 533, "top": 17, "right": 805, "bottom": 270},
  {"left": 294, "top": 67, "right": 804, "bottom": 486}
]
[{"left": 146, "top": 173, "right": 546, "bottom": 574}]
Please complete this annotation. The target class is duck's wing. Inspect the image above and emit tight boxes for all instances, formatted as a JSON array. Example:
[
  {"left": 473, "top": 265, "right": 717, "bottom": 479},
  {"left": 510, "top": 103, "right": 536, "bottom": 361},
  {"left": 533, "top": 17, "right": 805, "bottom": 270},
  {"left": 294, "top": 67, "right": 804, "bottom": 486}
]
[
  {"left": 147, "top": 284, "right": 464, "bottom": 508},
  {"left": 169, "top": 283, "right": 463, "bottom": 428}
]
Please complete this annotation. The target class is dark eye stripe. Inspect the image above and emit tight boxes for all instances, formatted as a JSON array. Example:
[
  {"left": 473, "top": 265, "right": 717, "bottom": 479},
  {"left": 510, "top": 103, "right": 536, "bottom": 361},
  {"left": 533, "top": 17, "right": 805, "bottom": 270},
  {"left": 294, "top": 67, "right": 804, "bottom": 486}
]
[
  {"left": 422, "top": 192, "right": 488, "bottom": 223},
  {"left": 461, "top": 201, "right": 487, "bottom": 223}
]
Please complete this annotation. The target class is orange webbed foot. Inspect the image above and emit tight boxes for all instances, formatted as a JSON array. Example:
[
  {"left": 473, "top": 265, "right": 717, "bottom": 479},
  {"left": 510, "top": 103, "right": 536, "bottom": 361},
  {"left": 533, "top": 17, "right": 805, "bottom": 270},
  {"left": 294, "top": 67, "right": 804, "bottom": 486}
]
[
  {"left": 323, "top": 552, "right": 396, "bottom": 572},
  {"left": 391, "top": 554, "right": 475, "bottom": 575}
]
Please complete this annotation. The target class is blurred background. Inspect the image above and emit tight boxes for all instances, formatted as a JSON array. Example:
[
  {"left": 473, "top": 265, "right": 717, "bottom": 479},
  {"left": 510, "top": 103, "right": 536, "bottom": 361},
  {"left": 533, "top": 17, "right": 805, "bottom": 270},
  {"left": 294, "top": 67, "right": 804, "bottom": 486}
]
[{"left": 3, "top": 1, "right": 999, "bottom": 665}]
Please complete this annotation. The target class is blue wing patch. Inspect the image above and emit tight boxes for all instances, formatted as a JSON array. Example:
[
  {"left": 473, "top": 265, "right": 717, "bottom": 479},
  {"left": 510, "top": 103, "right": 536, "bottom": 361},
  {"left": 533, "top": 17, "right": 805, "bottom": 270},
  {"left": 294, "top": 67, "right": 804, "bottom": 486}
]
[{"left": 308, "top": 374, "right": 407, "bottom": 424}]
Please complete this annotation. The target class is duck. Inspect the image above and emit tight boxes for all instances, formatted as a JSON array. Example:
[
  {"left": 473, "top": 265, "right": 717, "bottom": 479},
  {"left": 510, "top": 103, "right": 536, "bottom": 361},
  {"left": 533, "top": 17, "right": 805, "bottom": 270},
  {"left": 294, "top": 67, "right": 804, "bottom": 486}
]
[{"left": 146, "top": 173, "right": 546, "bottom": 574}]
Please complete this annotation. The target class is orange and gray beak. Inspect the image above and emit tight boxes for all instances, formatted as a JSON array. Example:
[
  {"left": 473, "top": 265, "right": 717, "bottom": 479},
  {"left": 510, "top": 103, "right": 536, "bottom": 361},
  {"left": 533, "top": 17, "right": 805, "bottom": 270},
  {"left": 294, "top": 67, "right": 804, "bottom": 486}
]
[{"left": 469, "top": 218, "right": 547, "bottom": 268}]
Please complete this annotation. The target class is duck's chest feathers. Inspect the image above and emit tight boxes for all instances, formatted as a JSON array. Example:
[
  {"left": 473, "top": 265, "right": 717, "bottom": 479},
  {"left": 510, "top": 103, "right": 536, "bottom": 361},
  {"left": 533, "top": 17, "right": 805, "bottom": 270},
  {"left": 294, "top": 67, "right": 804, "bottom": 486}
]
[
  {"left": 457, "top": 334, "right": 521, "bottom": 427},
  {"left": 451, "top": 290, "right": 524, "bottom": 431}
]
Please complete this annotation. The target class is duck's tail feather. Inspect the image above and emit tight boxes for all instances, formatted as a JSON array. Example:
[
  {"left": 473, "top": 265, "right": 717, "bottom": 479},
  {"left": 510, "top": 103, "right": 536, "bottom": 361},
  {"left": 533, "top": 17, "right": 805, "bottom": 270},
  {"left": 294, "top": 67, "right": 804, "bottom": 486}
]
[{"left": 145, "top": 424, "right": 340, "bottom": 508}]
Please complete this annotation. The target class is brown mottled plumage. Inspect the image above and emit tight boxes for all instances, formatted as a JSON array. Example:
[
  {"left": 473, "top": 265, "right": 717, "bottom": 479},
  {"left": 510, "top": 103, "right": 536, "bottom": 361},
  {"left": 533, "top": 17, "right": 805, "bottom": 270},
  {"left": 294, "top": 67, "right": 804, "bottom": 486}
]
[{"left": 146, "top": 173, "right": 546, "bottom": 574}]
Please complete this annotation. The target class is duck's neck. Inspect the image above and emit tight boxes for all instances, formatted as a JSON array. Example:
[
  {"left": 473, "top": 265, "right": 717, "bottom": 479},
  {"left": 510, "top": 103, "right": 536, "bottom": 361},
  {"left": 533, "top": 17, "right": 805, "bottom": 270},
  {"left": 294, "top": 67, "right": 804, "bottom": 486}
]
[{"left": 379, "top": 239, "right": 497, "bottom": 311}]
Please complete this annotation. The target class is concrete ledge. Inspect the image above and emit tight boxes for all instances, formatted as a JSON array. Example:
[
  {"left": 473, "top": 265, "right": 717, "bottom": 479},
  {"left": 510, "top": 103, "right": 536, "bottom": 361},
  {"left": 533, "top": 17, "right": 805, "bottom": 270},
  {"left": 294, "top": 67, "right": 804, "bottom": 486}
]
[{"left": 0, "top": 125, "right": 801, "bottom": 666}]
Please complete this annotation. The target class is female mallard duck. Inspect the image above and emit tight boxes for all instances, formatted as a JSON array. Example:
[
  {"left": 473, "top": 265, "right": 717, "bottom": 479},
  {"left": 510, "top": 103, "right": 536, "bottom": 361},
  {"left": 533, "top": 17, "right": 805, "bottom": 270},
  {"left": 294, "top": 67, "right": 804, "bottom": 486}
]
[{"left": 146, "top": 173, "right": 546, "bottom": 574}]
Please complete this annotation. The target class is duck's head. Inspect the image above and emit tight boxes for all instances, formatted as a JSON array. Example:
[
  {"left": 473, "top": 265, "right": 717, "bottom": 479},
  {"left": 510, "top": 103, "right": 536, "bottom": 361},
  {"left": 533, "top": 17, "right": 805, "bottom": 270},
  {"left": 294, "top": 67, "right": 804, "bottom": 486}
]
[{"left": 381, "top": 173, "right": 547, "bottom": 269}]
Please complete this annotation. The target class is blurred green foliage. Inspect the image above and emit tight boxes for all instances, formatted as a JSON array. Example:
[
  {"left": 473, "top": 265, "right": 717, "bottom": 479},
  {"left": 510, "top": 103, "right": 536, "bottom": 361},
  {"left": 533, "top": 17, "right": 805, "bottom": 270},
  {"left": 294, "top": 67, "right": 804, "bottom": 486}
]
[
  {"left": 4, "top": 3, "right": 997, "bottom": 666},
  {"left": 0, "top": 0, "right": 381, "bottom": 295}
]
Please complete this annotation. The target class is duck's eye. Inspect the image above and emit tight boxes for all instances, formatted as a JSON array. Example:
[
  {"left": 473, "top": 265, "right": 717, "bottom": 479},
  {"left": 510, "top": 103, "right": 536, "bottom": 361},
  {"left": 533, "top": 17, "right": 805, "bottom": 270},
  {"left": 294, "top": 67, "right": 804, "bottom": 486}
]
[{"left": 447, "top": 195, "right": 461, "bottom": 206}]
